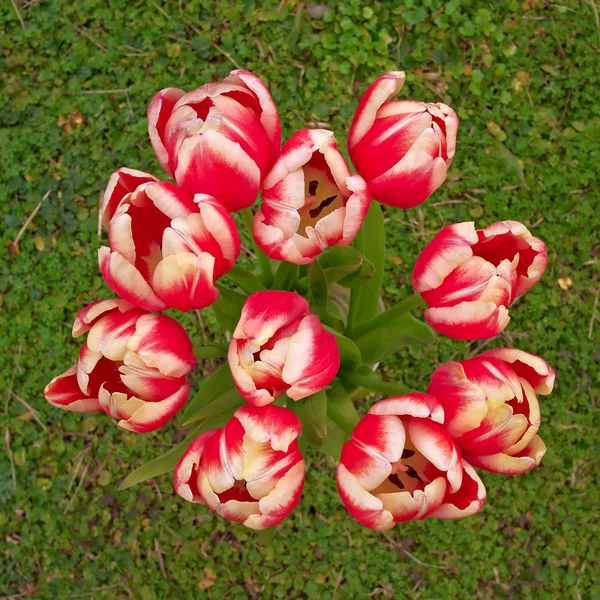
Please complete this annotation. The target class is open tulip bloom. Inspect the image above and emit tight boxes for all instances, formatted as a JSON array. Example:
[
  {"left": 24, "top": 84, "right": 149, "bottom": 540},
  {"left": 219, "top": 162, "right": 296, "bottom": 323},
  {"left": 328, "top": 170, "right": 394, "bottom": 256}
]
[
  {"left": 174, "top": 404, "right": 305, "bottom": 530},
  {"left": 99, "top": 167, "right": 240, "bottom": 312},
  {"left": 45, "top": 68, "right": 555, "bottom": 532},
  {"left": 44, "top": 299, "right": 195, "bottom": 432}
]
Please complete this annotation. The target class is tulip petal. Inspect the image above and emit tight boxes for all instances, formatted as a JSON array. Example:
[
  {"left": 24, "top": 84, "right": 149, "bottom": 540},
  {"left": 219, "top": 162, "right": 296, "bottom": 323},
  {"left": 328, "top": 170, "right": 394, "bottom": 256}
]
[
  {"left": 427, "top": 361, "right": 489, "bottom": 438},
  {"left": 234, "top": 404, "right": 302, "bottom": 452},
  {"left": 173, "top": 430, "right": 218, "bottom": 502},
  {"left": 86, "top": 305, "right": 145, "bottom": 361},
  {"left": 226, "top": 69, "right": 282, "bottom": 159},
  {"left": 232, "top": 291, "right": 309, "bottom": 342},
  {"left": 174, "top": 129, "right": 261, "bottom": 212},
  {"left": 424, "top": 301, "right": 511, "bottom": 340},
  {"left": 428, "top": 462, "right": 486, "bottom": 519},
  {"left": 72, "top": 298, "right": 135, "bottom": 338},
  {"left": 368, "top": 393, "right": 444, "bottom": 423},
  {"left": 478, "top": 348, "right": 555, "bottom": 395},
  {"left": 283, "top": 315, "right": 340, "bottom": 400},
  {"left": 115, "top": 380, "right": 191, "bottom": 433},
  {"left": 465, "top": 434, "right": 546, "bottom": 475},
  {"left": 151, "top": 252, "right": 218, "bottom": 313},
  {"left": 147, "top": 87, "right": 186, "bottom": 176},
  {"left": 44, "top": 365, "right": 102, "bottom": 413},
  {"left": 244, "top": 459, "right": 305, "bottom": 530},
  {"left": 412, "top": 223, "right": 479, "bottom": 293},
  {"left": 127, "top": 314, "right": 195, "bottom": 378},
  {"left": 98, "top": 247, "right": 167, "bottom": 311},
  {"left": 408, "top": 418, "right": 463, "bottom": 492},
  {"left": 348, "top": 71, "right": 406, "bottom": 150},
  {"left": 336, "top": 464, "right": 395, "bottom": 530},
  {"left": 101, "top": 168, "right": 158, "bottom": 229}
]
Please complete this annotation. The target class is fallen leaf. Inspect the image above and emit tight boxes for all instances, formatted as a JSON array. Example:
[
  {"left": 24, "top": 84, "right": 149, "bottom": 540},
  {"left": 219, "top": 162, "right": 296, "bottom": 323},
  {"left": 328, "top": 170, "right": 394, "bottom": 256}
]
[
  {"left": 199, "top": 567, "right": 216, "bottom": 590},
  {"left": 558, "top": 277, "right": 572, "bottom": 290}
]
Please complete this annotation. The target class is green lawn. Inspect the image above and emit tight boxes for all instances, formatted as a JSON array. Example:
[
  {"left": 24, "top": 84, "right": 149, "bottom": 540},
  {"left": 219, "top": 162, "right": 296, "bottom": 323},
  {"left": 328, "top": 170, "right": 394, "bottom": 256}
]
[{"left": 1, "top": 1, "right": 599, "bottom": 598}]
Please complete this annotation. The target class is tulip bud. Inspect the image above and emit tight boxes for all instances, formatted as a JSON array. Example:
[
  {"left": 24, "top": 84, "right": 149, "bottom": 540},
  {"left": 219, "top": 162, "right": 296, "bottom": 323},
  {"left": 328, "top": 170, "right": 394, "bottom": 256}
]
[
  {"left": 148, "top": 70, "right": 281, "bottom": 212},
  {"left": 412, "top": 221, "right": 548, "bottom": 339},
  {"left": 348, "top": 71, "right": 458, "bottom": 209},
  {"left": 427, "top": 349, "right": 554, "bottom": 475},
  {"left": 174, "top": 404, "right": 305, "bottom": 530},
  {"left": 253, "top": 129, "right": 371, "bottom": 264},
  {"left": 228, "top": 291, "right": 340, "bottom": 406},
  {"left": 44, "top": 299, "right": 195, "bottom": 432},
  {"left": 337, "top": 393, "right": 486, "bottom": 530},
  {"left": 99, "top": 168, "right": 240, "bottom": 312}
]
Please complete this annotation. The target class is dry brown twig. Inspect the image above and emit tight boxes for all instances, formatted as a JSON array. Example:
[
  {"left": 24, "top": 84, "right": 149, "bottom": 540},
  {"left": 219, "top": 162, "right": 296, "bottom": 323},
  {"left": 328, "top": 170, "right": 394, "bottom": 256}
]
[
  {"left": 381, "top": 531, "right": 448, "bottom": 569},
  {"left": 11, "top": 391, "right": 48, "bottom": 433},
  {"left": 10, "top": 0, "right": 26, "bottom": 32},
  {"left": 9, "top": 190, "right": 50, "bottom": 254}
]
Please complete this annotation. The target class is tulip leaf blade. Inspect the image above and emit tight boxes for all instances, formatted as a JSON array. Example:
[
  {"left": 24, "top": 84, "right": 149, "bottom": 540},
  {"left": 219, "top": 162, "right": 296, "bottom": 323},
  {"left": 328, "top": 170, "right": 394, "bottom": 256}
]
[
  {"left": 182, "top": 387, "right": 246, "bottom": 426},
  {"left": 294, "top": 390, "right": 327, "bottom": 447},
  {"left": 225, "top": 265, "right": 267, "bottom": 294},
  {"left": 354, "top": 311, "right": 435, "bottom": 364},
  {"left": 193, "top": 342, "right": 229, "bottom": 360},
  {"left": 273, "top": 261, "right": 299, "bottom": 291},
  {"left": 326, "top": 380, "right": 360, "bottom": 436},
  {"left": 180, "top": 362, "right": 234, "bottom": 423},
  {"left": 325, "top": 328, "right": 361, "bottom": 369},
  {"left": 319, "top": 246, "right": 375, "bottom": 288},
  {"left": 347, "top": 201, "right": 385, "bottom": 337},
  {"left": 118, "top": 412, "right": 235, "bottom": 491}
]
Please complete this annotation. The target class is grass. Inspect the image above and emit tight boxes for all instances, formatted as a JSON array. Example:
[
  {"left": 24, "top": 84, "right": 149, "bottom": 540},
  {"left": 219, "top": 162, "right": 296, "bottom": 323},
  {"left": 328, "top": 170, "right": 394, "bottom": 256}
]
[{"left": 1, "top": 0, "right": 599, "bottom": 598}]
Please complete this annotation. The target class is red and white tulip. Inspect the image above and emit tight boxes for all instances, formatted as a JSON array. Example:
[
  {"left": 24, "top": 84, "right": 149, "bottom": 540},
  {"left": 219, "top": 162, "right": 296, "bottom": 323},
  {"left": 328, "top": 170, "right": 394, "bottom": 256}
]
[
  {"left": 337, "top": 393, "right": 486, "bottom": 530},
  {"left": 348, "top": 71, "right": 458, "bottom": 209},
  {"left": 44, "top": 299, "right": 195, "bottom": 433},
  {"left": 148, "top": 70, "right": 281, "bottom": 212},
  {"left": 253, "top": 129, "right": 371, "bottom": 264},
  {"left": 228, "top": 291, "right": 340, "bottom": 406},
  {"left": 174, "top": 404, "right": 305, "bottom": 530},
  {"left": 427, "top": 349, "right": 555, "bottom": 475},
  {"left": 412, "top": 221, "right": 548, "bottom": 339},
  {"left": 99, "top": 168, "right": 240, "bottom": 312}
]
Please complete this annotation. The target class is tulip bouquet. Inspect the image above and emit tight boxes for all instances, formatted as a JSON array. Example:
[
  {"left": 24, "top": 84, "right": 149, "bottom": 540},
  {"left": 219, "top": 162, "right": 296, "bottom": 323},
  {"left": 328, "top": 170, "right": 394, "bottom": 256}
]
[{"left": 45, "top": 70, "right": 554, "bottom": 531}]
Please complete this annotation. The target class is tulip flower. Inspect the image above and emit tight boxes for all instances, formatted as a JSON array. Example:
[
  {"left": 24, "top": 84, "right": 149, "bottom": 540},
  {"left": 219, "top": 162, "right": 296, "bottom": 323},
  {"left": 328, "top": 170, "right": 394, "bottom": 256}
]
[
  {"left": 44, "top": 299, "right": 195, "bottom": 433},
  {"left": 99, "top": 168, "right": 240, "bottom": 312},
  {"left": 412, "top": 221, "right": 548, "bottom": 339},
  {"left": 337, "top": 393, "right": 486, "bottom": 530},
  {"left": 174, "top": 404, "right": 305, "bottom": 530},
  {"left": 228, "top": 291, "right": 340, "bottom": 406},
  {"left": 253, "top": 129, "right": 371, "bottom": 264},
  {"left": 348, "top": 71, "right": 458, "bottom": 209},
  {"left": 147, "top": 70, "right": 281, "bottom": 212},
  {"left": 427, "top": 349, "right": 554, "bottom": 475}
]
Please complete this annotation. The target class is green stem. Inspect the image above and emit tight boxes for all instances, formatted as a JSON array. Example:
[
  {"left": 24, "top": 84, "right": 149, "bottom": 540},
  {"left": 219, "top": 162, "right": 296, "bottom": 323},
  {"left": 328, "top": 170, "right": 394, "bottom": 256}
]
[
  {"left": 240, "top": 207, "right": 273, "bottom": 287},
  {"left": 341, "top": 371, "right": 411, "bottom": 396},
  {"left": 352, "top": 293, "right": 425, "bottom": 340},
  {"left": 327, "top": 380, "right": 360, "bottom": 435}
]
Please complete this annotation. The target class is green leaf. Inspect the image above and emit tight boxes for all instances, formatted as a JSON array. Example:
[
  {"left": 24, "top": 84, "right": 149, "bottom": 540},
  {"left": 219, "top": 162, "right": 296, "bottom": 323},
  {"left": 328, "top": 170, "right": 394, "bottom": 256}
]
[
  {"left": 325, "top": 328, "right": 361, "bottom": 369},
  {"left": 180, "top": 362, "right": 234, "bottom": 423},
  {"left": 307, "top": 261, "right": 328, "bottom": 307},
  {"left": 273, "top": 261, "right": 299, "bottom": 291},
  {"left": 353, "top": 294, "right": 425, "bottom": 339},
  {"left": 119, "top": 424, "right": 202, "bottom": 490},
  {"left": 183, "top": 387, "right": 246, "bottom": 426},
  {"left": 193, "top": 342, "right": 229, "bottom": 360},
  {"left": 318, "top": 246, "right": 375, "bottom": 288},
  {"left": 354, "top": 312, "right": 435, "bottom": 364},
  {"left": 326, "top": 380, "right": 360, "bottom": 435},
  {"left": 213, "top": 283, "right": 246, "bottom": 333},
  {"left": 225, "top": 265, "right": 266, "bottom": 294},
  {"left": 347, "top": 202, "right": 385, "bottom": 336},
  {"left": 294, "top": 390, "right": 327, "bottom": 447},
  {"left": 316, "top": 418, "right": 349, "bottom": 458}
]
